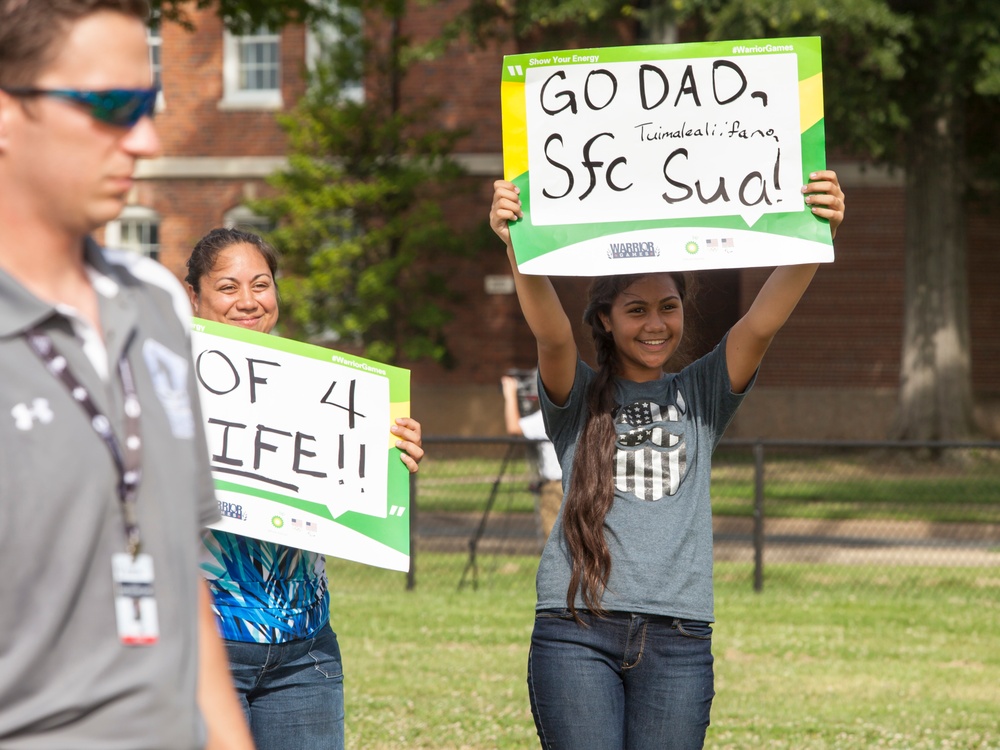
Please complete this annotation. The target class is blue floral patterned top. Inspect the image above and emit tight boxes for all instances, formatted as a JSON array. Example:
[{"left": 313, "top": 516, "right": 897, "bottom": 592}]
[{"left": 200, "top": 530, "right": 330, "bottom": 643}]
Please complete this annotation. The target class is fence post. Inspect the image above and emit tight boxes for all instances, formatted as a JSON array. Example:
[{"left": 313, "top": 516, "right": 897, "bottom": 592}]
[
  {"left": 406, "top": 470, "right": 417, "bottom": 591},
  {"left": 753, "top": 439, "right": 765, "bottom": 593}
]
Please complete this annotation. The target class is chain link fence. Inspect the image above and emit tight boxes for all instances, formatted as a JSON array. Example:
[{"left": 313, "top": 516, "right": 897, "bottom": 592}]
[
  {"left": 713, "top": 439, "right": 1000, "bottom": 591},
  {"left": 406, "top": 438, "right": 544, "bottom": 591},
  {"left": 394, "top": 437, "right": 1000, "bottom": 593}
]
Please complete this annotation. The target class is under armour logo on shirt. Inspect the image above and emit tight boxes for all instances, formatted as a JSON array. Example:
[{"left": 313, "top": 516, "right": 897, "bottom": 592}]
[{"left": 11, "top": 398, "right": 54, "bottom": 431}]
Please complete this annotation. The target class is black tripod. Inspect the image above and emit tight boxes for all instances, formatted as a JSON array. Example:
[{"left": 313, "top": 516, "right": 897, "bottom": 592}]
[{"left": 458, "top": 442, "right": 519, "bottom": 591}]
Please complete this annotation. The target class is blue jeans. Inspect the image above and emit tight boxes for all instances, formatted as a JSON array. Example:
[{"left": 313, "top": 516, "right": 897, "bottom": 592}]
[
  {"left": 225, "top": 622, "right": 345, "bottom": 750},
  {"left": 527, "top": 610, "right": 714, "bottom": 750}
]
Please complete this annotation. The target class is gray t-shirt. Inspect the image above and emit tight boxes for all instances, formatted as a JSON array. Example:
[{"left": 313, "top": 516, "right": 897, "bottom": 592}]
[
  {"left": 537, "top": 336, "right": 749, "bottom": 622},
  {"left": 0, "top": 240, "right": 219, "bottom": 749}
]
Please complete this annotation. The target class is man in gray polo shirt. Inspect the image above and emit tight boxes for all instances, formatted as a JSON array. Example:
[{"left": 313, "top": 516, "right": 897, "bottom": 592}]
[{"left": 0, "top": 1, "right": 253, "bottom": 747}]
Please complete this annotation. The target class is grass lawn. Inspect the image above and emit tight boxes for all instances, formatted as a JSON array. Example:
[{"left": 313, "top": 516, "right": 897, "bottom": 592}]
[{"left": 329, "top": 555, "right": 1000, "bottom": 750}]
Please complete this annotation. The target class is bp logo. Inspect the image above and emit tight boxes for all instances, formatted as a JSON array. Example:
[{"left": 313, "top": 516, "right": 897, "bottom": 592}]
[
  {"left": 271, "top": 515, "right": 285, "bottom": 529},
  {"left": 685, "top": 240, "right": 699, "bottom": 255}
]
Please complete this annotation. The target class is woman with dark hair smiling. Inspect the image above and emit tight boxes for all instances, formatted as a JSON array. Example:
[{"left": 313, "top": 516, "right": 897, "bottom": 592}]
[{"left": 185, "top": 227, "right": 424, "bottom": 750}]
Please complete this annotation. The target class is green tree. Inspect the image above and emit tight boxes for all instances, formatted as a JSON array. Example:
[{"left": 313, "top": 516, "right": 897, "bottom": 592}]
[
  {"left": 249, "top": 0, "right": 470, "bottom": 366},
  {"left": 671, "top": 0, "right": 1000, "bottom": 441},
  {"left": 461, "top": 0, "right": 1000, "bottom": 440},
  {"left": 152, "top": 0, "right": 332, "bottom": 32}
]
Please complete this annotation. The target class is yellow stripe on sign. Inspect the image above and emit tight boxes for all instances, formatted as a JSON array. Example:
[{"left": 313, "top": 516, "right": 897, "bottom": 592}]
[
  {"left": 388, "top": 401, "right": 410, "bottom": 449},
  {"left": 501, "top": 81, "right": 528, "bottom": 180},
  {"left": 799, "top": 73, "right": 824, "bottom": 133}
]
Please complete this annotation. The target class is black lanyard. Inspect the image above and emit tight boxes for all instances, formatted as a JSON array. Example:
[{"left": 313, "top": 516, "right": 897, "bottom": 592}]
[{"left": 25, "top": 327, "right": 144, "bottom": 557}]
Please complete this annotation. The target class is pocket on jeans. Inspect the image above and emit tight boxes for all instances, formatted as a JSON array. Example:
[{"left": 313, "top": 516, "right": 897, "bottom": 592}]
[
  {"left": 675, "top": 620, "right": 713, "bottom": 640},
  {"left": 308, "top": 632, "right": 344, "bottom": 679}
]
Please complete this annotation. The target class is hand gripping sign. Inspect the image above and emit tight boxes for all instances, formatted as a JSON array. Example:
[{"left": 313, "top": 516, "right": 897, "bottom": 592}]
[
  {"left": 501, "top": 37, "right": 833, "bottom": 275},
  {"left": 192, "top": 319, "right": 411, "bottom": 572}
]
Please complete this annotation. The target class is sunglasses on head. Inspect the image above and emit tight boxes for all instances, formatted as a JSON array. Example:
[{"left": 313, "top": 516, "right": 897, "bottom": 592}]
[{"left": 0, "top": 87, "right": 158, "bottom": 127}]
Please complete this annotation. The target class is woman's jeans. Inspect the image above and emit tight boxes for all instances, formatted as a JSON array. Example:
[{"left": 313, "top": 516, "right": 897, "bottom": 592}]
[
  {"left": 225, "top": 623, "right": 345, "bottom": 750},
  {"left": 527, "top": 610, "right": 714, "bottom": 750}
]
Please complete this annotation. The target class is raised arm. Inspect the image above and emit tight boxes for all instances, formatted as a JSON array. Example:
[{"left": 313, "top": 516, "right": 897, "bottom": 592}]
[
  {"left": 501, "top": 376, "right": 525, "bottom": 436},
  {"left": 490, "top": 180, "right": 577, "bottom": 406},
  {"left": 726, "top": 170, "right": 845, "bottom": 393}
]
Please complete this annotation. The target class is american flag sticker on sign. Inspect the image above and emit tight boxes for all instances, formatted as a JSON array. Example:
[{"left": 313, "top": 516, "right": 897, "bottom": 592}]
[{"left": 705, "top": 237, "right": 736, "bottom": 252}]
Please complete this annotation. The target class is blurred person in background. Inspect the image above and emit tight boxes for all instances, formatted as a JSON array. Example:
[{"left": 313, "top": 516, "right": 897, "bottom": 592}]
[{"left": 502, "top": 372, "right": 563, "bottom": 540}]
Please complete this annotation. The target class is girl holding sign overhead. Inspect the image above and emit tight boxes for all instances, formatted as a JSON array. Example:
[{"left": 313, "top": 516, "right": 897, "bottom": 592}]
[
  {"left": 185, "top": 227, "right": 424, "bottom": 750},
  {"left": 489, "top": 172, "right": 844, "bottom": 749}
]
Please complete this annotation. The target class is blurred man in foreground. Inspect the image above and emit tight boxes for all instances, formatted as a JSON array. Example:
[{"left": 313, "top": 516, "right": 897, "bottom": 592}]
[{"left": 0, "top": 1, "right": 253, "bottom": 747}]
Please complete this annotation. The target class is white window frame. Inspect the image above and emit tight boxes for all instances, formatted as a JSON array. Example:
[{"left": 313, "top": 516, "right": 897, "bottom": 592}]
[
  {"left": 224, "top": 205, "right": 275, "bottom": 235},
  {"left": 220, "top": 25, "right": 283, "bottom": 110},
  {"left": 147, "top": 14, "right": 165, "bottom": 111},
  {"left": 306, "top": 14, "right": 364, "bottom": 104},
  {"left": 105, "top": 206, "right": 162, "bottom": 261}
]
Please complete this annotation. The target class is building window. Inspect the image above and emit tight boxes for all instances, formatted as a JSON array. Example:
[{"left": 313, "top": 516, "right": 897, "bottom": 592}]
[
  {"left": 240, "top": 26, "right": 280, "bottom": 91},
  {"left": 306, "top": 9, "right": 364, "bottom": 103},
  {"left": 105, "top": 207, "right": 161, "bottom": 262},
  {"left": 221, "top": 24, "right": 282, "bottom": 109},
  {"left": 224, "top": 206, "right": 275, "bottom": 236},
  {"left": 148, "top": 15, "right": 163, "bottom": 90},
  {"left": 147, "top": 13, "right": 166, "bottom": 112}
]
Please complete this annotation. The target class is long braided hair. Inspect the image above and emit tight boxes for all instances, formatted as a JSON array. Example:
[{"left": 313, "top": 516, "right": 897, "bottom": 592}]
[{"left": 561, "top": 272, "right": 692, "bottom": 622}]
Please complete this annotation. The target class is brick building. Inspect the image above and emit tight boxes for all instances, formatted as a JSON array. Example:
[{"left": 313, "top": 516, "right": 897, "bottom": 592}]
[{"left": 117, "top": 5, "right": 1000, "bottom": 439}]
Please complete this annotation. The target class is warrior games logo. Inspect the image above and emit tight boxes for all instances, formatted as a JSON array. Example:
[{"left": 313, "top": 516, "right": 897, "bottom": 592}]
[
  {"left": 608, "top": 240, "right": 661, "bottom": 260},
  {"left": 219, "top": 500, "right": 248, "bottom": 521}
]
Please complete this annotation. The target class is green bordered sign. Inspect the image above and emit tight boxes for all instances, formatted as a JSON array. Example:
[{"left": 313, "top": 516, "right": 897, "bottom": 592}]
[
  {"left": 501, "top": 37, "right": 832, "bottom": 275},
  {"left": 191, "top": 318, "right": 411, "bottom": 572}
]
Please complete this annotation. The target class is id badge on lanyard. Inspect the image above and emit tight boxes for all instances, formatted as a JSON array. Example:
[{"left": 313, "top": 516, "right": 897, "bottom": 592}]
[
  {"left": 25, "top": 327, "right": 159, "bottom": 645},
  {"left": 112, "top": 552, "right": 160, "bottom": 645}
]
